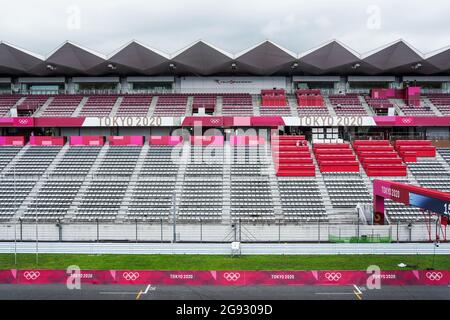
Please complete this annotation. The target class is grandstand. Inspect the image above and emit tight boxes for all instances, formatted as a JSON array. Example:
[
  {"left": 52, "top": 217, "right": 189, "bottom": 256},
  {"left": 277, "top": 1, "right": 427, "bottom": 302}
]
[{"left": 0, "top": 39, "right": 449, "bottom": 242}]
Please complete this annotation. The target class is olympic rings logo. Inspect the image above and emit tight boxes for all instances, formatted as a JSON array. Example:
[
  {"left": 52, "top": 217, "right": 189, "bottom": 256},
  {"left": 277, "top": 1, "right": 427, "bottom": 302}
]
[
  {"left": 223, "top": 272, "right": 241, "bottom": 282},
  {"left": 123, "top": 272, "right": 140, "bottom": 281},
  {"left": 324, "top": 272, "right": 342, "bottom": 282},
  {"left": 23, "top": 271, "right": 40, "bottom": 280},
  {"left": 425, "top": 272, "right": 443, "bottom": 281}
]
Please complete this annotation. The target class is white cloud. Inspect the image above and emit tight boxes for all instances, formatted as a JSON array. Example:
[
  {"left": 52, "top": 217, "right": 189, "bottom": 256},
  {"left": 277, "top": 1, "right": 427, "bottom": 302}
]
[{"left": 0, "top": 0, "right": 448, "bottom": 56}]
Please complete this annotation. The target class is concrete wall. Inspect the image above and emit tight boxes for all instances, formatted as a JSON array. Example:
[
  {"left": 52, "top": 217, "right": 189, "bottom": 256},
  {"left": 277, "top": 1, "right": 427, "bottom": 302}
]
[{"left": 0, "top": 222, "right": 440, "bottom": 243}]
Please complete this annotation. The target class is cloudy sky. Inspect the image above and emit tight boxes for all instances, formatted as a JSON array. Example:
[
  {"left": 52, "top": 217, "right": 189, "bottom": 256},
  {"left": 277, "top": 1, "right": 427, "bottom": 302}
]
[{"left": 0, "top": 0, "right": 449, "bottom": 57}]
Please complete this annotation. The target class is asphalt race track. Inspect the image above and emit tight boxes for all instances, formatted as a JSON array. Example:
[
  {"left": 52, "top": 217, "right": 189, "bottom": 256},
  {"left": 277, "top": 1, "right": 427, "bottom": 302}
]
[{"left": 0, "top": 284, "right": 448, "bottom": 300}]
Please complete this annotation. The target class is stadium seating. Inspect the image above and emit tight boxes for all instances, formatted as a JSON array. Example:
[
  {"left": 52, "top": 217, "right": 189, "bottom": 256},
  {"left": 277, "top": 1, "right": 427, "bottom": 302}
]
[
  {"left": 116, "top": 95, "right": 152, "bottom": 116},
  {"left": 278, "top": 178, "right": 327, "bottom": 222},
  {"left": 0, "top": 95, "right": 22, "bottom": 116},
  {"left": 17, "top": 95, "right": 51, "bottom": 116},
  {"left": 427, "top": 93, "right": 450, "bottom": 115},
  {"left": 78, "top": 95, "right": 119, "bottom": 117},
  {"left": 353, "top": 140, "right": 407, "bottom": 176},
  {"left": 272, "top": 135, "right": 315, "bottom": 176},
  {"left": 40, "top": 95, "right": 84, "bottom": 117},
  {"left": 323, "top": 173, "right": 372, "bottom": 208},
  {"left": 313, "top": 143, "right": 360, "bottom": 173},
  {"left": 153, "top": 94, "right": 188, "bottom": 116},
  {"left": 222, "top": 94, "right": 253, "bottom": 116},
  {"left": 192, "top": 94, "right": 216, "bottom": 114},
  {"left": 329, "top": 94, "right": 368, "bottom": 116},
  {"left": 364, "top": 97, "right": 393, "bottom": 115}
]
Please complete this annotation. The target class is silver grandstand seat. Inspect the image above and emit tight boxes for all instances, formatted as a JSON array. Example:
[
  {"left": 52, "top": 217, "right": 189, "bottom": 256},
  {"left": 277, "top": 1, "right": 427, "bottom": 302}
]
[
  {"left": 141, "top": 145, "right": 181, "bottom": 176},
  {"left": 96, "top": 146, "right": 142, "bottom": 176},
  {"left": 384, "top": 199, "right": 425, "bottom": 223},
  {"left": 380, "top": 178, "right": 423, "bottom": 223},
  {"left": 407, "top": 159, "right": 448, "bottom": 178},
  {"left": 278, "top": 178, "right": 327, "bottom": 222},
  {"left": 179, "top": 178, "right": 223, "bottom": 221},
  {"left": 324, "top": 173, "right": 372, "bottom": 208},
  {"left": 22, "top": 179, "right": 84, "bottom": 221},
  {"left": 4, "top": 146, "right": 62, "bottom": 177},
  {"left": 126, "top": 178, "right": 176, "bottom": 221},
  {"left": 0, "top": 179, "right": 36, "bottom": 221},
  {"left": 74, "top": 179, "right": 129, "bottom": 221},
  {"left": 413, "top": 153, "right": 450, "bottom": 192},
  {"left": 177, "top": 146, "right": 224, "bottom": 221},
  {"left": 51, "top": 146, "right": 102, "bottom": 176},
  {"left": 438, "top": 148, "right": 450, "bottom": 165},
  {"left": 231, "top": 145, "right": 269, "bottom": 176},
  {"left": 231, "top": 178, "right": 275, "bottom": 221},
  {"left": 0, "top": 146, "right": 22, "bottom": 171}
]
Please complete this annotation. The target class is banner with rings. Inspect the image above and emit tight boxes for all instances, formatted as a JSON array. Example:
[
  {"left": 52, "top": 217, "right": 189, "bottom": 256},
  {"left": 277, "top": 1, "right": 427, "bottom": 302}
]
[{"left": 0, "top": 270, "right": 448, "bottom": 286}]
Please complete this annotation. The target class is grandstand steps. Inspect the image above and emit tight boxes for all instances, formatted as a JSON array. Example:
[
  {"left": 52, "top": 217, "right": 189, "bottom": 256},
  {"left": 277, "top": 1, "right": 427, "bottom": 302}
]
[
  {"left": 147, "top": 96, "right": 158, "bottom": 117},
  {"left": 44, "top": 143, "right": 71, "bottom": 175},
  {"left": 323, "top": 96, "right": 337, "bottom": 116},
  {"left": 390, "top": 99, "right": 406, "bottom": 116},
  {"left": 435, "top": 151, "right": 450, "bottom": 173},
  {"left": 109, "top": 96, "right": 124, "bottom": 117},
  {"left": 65, "top": 144, "right": 110, "bottom": 221},
  {"left": 221, "top": 142, "right": 231, "bottom": 223},
  {"left": 287, "top": 95, "right": 299, "bottom": 117},
  {"left": 116, "top": 143, "right": 150, "bottom": 222},
  {"left": 214, "top": 96, "right": 223, "bottom": 116},
  {"left": 33, "top": 97, "right": 54, "bottom": 117},
  {"left": 327, "top": 209, "right": 359, "bottom": 224},
  {"left": 423, "top": 97, "right": 443, "bottom": 116},
  {"left": 185, "top": 96, "right": 194, "bottom": 116},
  {"left": 358, "top": 96, "right": 375, "bottom": 116},
  {"left": 406, "top": 166, "right": 420, "bottom": 187},
  {"left": 8, "top": 97, "right": 27, "bottom": 117},
  {"left": 309, "top": 143, "right": 333, "bottom": 213},
  {"left": 0, "top": 144, "right": 31, "bottom": 177},
  {"left": 252, "top": 94, "right": 260, "bottom": 116},
  {"left": 265, "top": 144, "right": 284, "bottom": 220},
  {"left": 173, "top": 142, "right": 190, "bottom": 222},
  {"left": 71, "top": 96, "right": 89, "bottom": 117},
  {"left": 12, "top": 144, "right": 70, "bottom": 220}
]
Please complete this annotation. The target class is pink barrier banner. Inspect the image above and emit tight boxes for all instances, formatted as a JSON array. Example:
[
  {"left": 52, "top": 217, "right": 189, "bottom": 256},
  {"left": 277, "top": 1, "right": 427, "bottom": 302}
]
[
  {"left": 0, "top": 270, "right": 449, "bottom": 286},
  {"left": 149, "top": 136, "right": 183, "bottom": 145},
  {"left": 0, "top": 136, "right": 25, "bottom": 146},
  {"left": 29, "top": 136, "right": 65, "bottom": 146},
  {"left": 69, "top": 136, "right": 105, "bottom": 146},
  {"left": 13, "top": 117, "right": 34, "bottom": 127},
  {"left": 109, "top": 136, "right": 144, "bottom": 146},
  {"left": 230, "top": 136, "right": 265, "bottom": 145},
  {"left": 190, "top": 136, "right": 224, "bottom": 146}
]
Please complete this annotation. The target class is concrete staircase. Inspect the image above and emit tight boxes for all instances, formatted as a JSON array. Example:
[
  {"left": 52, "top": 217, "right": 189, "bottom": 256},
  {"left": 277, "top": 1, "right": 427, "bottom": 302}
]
[
  {"left": 185, "top": 96, "right": 194, "bottom": 116},
  {"left": 287, "top": 95, "right": 299, "bottom": 116},
  {"left": 116, "top": 144, "right": 149, "bottom": 222},
  {"left": 264, "top": 144, "right": 284, "bottom": 221},
  {"left": 65, "top": 144, "right": 110, "bottom": 221},
  {"left": 323, "top": 96, "right": 337, "bottom": 116},
  {"left": 33, "top": 97, "right": 54, "bottom": 116},
  {"left": 358, "top": 96, "right": 375, "bottom": 116},
  {"left": 109, "top": 96, "right": 124, "bottom": 117},
  {"left": 214, "top": 96, "right": 223, "bottom": 116},
  {"left": 221, "top": 141, "right": 231, "bottom": 223},
  {"left": 252, "top": 94, "right": 261, "bottom": 116},
  {"left": 147, "top": 96, "right": 158, "bottom": 117},
  {"left": 71, "top": 96, "right": 89, "bottom": 117},
  {"left": 0, "top": 144, "right": 31, "bottom": 176},
  {"left": 422, "top": 98, "right": 442, "bottom": 116},
  {"left": 12, "top": 144, "right": 70, "bottom": 220},
  {"left": 389, "top": 99, "right": 406, "bottom": 115},
  {"left": 8, "top": 97, "right": 27, "bottom": 117}
]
